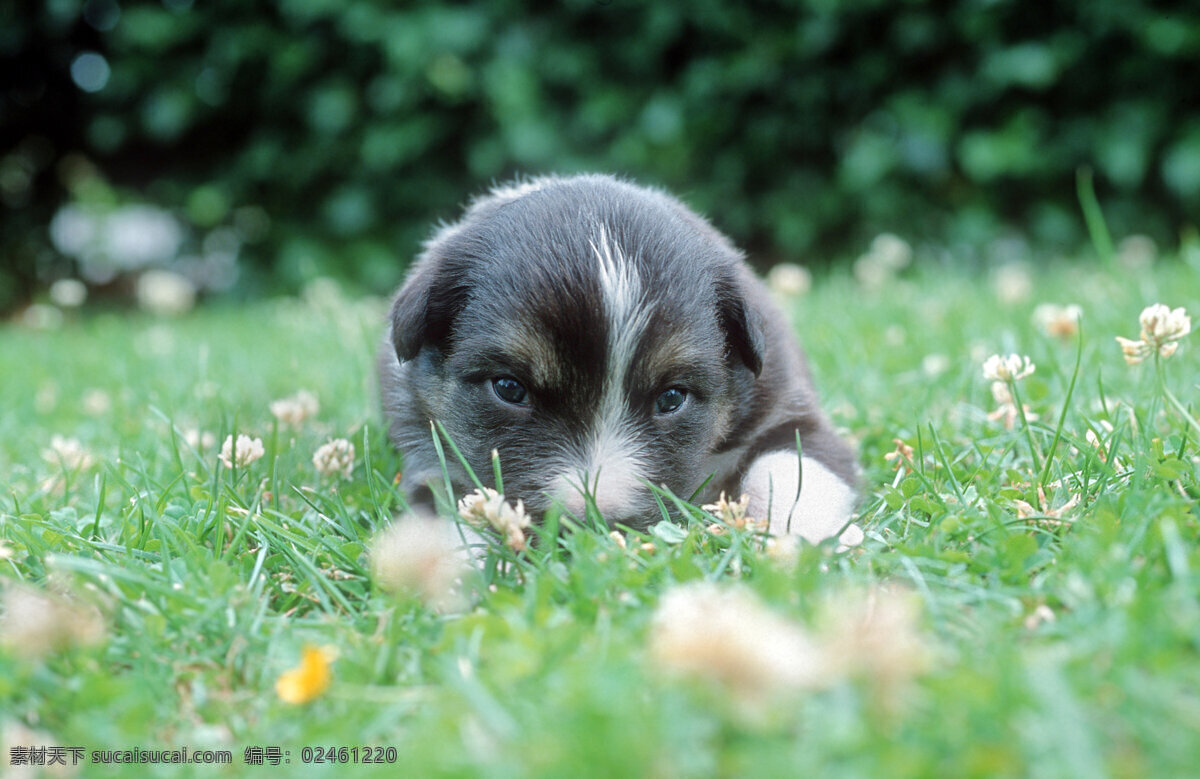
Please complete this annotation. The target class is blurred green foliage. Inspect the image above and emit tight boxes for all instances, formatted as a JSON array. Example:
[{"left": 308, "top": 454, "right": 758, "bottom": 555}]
[{"left": 2, "top": 0, "right": 1199, "bottom": 309}]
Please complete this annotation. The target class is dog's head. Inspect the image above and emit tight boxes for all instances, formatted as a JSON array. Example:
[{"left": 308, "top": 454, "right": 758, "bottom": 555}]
[{"left": 388, "top": 175, "right": 765, "bottom": 528}]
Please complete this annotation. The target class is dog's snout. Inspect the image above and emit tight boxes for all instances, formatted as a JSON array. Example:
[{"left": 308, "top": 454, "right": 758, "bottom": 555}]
[{"left": 553, "top": 472, "right": 644, "bottom": 526}]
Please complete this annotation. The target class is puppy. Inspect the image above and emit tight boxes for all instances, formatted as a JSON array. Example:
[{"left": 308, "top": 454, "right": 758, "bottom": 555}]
[{"left": 379, "top": 174, "right": 861, "bottom": 545}]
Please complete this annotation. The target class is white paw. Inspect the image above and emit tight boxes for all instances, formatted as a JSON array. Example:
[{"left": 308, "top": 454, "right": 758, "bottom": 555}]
[{"left": 742, "top": 451, "right": 862, "bottom": 546}]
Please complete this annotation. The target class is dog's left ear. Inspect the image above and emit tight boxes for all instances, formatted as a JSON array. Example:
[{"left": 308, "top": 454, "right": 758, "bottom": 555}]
[
  {"left": 715, "top": 272, "right": 765, "bottom": 376},
  {"left": 389, "top": 254, "right": 468, "bottom": 362}
]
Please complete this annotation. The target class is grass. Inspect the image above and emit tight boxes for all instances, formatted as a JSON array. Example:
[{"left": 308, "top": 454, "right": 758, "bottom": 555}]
[{"left": 1, "top": 256, "right": 1198, "bottom": 777}]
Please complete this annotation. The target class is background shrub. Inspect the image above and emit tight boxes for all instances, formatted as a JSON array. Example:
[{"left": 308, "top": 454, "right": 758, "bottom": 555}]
[{"left": 2, "top": 0, "right": 1198, "bottom": 310}]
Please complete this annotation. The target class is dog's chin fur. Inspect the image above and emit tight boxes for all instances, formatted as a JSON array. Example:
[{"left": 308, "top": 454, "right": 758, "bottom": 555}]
[{"left": 379, "top": 174, "right": 860, "bottom": 539}]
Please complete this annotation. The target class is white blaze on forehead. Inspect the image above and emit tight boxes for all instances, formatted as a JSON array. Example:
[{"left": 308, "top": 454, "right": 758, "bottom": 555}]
[
  {"left": 552, "top": 225, "right": 654, "bottom": 518},
  {"left": 589, "top": 223, "right": 653, "bottom": 387}
]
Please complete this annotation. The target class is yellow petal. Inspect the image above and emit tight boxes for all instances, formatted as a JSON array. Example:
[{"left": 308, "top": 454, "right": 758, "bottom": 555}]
[{"left": 275, "top": 645, "right": 334, "bottom": 704}]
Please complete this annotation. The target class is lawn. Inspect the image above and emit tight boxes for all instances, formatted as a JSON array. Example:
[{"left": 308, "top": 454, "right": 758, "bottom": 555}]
[{"left": 1, "top": 254, "right": 1198, "bottom": 777}]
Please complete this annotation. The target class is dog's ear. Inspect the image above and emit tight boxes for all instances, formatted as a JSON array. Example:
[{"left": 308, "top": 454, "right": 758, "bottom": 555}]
[
  {"left": 389, "top": 254, "right": 468, "bottom": 362},
  {"left": 715, "top": 272, "right": 765, "bottom": 376}
]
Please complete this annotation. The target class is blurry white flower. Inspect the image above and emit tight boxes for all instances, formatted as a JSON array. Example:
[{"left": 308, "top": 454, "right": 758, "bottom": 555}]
[
  {"left": 183, "top": 429, "right": 216, "bottom": 450},
  {"left": 312, "top": 438, "right": 355, "bottom": 479},
  {"left": 48, "top": 278, "right": 87, "bottom": 308},
  {"left": 81, "top": 388, "right": 111, "bottom": 416},
  {"left": 868, "top": 233, "right": 913, "bottom": 269},
  {"left": 102, "top": 205, "right": 185, "bottom": 268},
  {"left": 370, "top": 515, "right": 470, "bottom": 611},
  {"left": 884, "top": 438, "right": 916, "bottom": 472},
  {"left": 457, "top": 487, "right": 531, "bottom": 551},
  {"left": 767, "top": 263, "right": 812, "bottom": 296},
  {"left": 1032, "top": 304, "right": 1082, "bottom": 339},
  {"left": 816, "top": 587, "right": 929, "bottom": 704},
  {"left": 136, "top": 269, "right": 195, "bottom": 315},
  {"left": 218, "top": 434, "right": 264, "bottom": 469},
  {"left": 991, "top": 263, "right": 1033, "bottom": 304},
  {"left": 270, "top": 390, "right": 319, "bottom": 426},
  {"left": 987, "top": 380, "right": 1038, "bottom": 429},
  {"left": 49, "top": 204, "right": 97, "bottom": 258},
  {"left": 1116, "top": 303, "right": 1191, "bottom": 364},
  {"left": 21, "top": 304, "right": 63, "bottom": 330},
  {"left": 1117, "top": 234, "right": 1157, "bottom": 269},
  {"left": 982, "top": 353, "right": 1036, "bottom": 382},
  {"left": 1012, "top": 486, "right": 1080, "bottom": 526},
  {"left": 649, "top": 582, "right": 822, "bottom": 701},
  {"left": 35, "top": 382, "right": 58, "bottom": 414},
  {"left": 0, "top": 583, "right": 106, "bottom": 658},
  {"left": 853, "top": 233, "right": 912, "bottom": 289},
  {"left": 922, "top": 353, "right": 950, "bottom": 376},
  {"left": 1, "top": 719, "right": 77, "bottom": 779},
  {"left": 764, "top": 533, "right": 802, "bottom": 566},
  {"left": 42, "top": 435, "right": 96, "bottom": 470},
  {"left": 1024, "top": 604, "right": 1056, "bottom": 631}
]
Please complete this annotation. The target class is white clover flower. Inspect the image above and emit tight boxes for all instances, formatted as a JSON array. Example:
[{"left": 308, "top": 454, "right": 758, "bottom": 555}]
[
  {"left": 1116, "top": 303, "right": 1191, "bottom": 364},
  {"left": 0, "top": 583, "right": 106, "bottom": 658},
  {"left": 1114, "top": 336, "right": 1154, "bottom": 365},
  {"left": 457, "top": 487, "right": 504, "bottom": 528},
  {"left": 1012, "top": 486, "right": 1081, "bottom": 526},
  {"left": 1032, "top": 303, "right": 1082, "bottom": 339},
  {"left": 269, "top": 390, "right": 319, "bottom": 426},
  {"left": 457, "top": 487, "right": 531, "bottom": 551},
  {"left": 218, "top": 434, "right": 265, "bottom": 469},
  {"left": 136, "top": 269, "right": 196, "bottom": 315},
  {"left": 767, "top": 263, "right": 812, "bottom": 296},
  {"left": 312, "top": 438, "right": 355, "bottom": 479},
  {"left": 369, "top": 515, "right": 470, "bottom": 611},
  {"left": 649, "top": 582, "right": 823, "bottom": 702},
  {"left": 884, "top": 438, "right": 916, "bottom": 472},
  {"left": 982, "top": 353, "right": 1036, "bottom": 382},
  {"left": 42, "top": 435, "right": 96, "bottom": 471},
  {"left": 702, "top": 491, "right": 765, "bottom": 533},
  {"left": 815, "top": 587, "right": 929, "bottom": 703},
  {"left": 1139, "top": 303, "right": 1191, "bottom": 344},
  {"left": 987, "top": 380, "right": 1038, "bottom": 429}
]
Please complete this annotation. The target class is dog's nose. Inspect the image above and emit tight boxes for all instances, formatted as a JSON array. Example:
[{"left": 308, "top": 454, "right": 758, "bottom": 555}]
[{"left": 554, "top": 479, "right": 641, "bottom": 527}]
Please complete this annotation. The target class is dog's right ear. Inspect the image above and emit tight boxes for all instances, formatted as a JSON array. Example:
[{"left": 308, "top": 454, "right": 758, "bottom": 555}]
[
  {"left": 715, "top": 270, "right": 766, "bottom": 377},
  {"left": 389, "top": 253, "right": 468, "bottom": 362}
]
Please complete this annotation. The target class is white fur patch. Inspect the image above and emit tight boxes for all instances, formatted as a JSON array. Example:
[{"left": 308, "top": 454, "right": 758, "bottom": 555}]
[
  {"left": 742, "top": 451, "right": 861, "bottom": 546},
  {"left": 589, "top": 224, "right": 650, "bottom": 370},
  {"left": 548, "top": 225, "right": 654, "bottom": 521}
]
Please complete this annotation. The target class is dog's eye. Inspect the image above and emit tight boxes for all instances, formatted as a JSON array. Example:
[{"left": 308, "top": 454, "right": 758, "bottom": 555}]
[
  {"left": 492, "top": 377, "right": 528, "bottom": 405},
  {"left": 655, "top": 387, "right": 687, "bottom": 415}
]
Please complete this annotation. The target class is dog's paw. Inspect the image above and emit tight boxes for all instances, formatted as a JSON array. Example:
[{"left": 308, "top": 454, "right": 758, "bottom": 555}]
[{"left": 741, "top": 450, "right": 863, "bottom": 547}]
